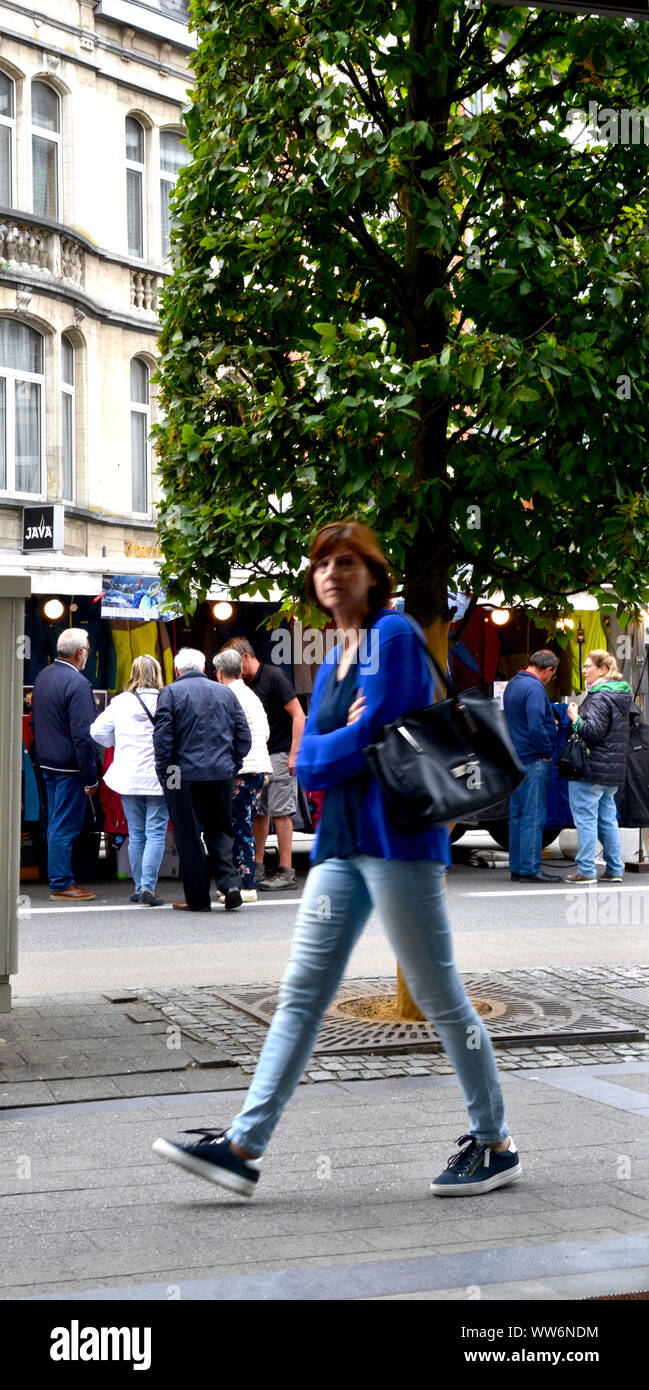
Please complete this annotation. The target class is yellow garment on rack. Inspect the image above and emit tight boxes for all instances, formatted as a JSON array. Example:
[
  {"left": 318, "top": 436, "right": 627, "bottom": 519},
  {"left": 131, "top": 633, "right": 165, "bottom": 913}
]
[
  {"left": 569, "top": 610, "right": 608, "bottom": 692},
  {"left": 110, "top": 622, "right": 172, "bottom": 692}
]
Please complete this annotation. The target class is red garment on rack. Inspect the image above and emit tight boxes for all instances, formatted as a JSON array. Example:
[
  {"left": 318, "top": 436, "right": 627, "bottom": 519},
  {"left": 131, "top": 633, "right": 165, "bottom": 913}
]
[{"left": 99, "top": 748, "right": 129, "bottom": 835}]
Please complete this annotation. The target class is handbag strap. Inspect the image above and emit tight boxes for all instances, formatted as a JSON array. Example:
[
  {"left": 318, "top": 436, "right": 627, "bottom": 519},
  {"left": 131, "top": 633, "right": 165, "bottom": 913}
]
[
  {"left": 401, "top": 612, "right": 461, "bottom": 700},
  {"left": 132, "top": 690, "right": 155, "bottom": 724}
]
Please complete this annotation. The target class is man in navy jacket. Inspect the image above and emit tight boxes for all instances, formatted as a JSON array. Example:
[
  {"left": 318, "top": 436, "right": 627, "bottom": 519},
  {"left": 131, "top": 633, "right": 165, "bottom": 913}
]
[
  {"left": 31, "top": 628, "right": 99, "bottom": 901},
  {"left": 154, "top": 648, "right": 251, "bottom": 911},
  {"left": 503, "top": 650, "right": 562, "bottom": 883}
]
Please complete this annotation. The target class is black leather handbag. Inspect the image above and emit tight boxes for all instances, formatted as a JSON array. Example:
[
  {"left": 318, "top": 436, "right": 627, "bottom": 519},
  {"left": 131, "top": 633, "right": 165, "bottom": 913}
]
[
  {"left": 557, "top": 730, "right": 589, "bottom": 780},
  {"left": 363, "top": 623, "right": 526, "bottom": 833}
]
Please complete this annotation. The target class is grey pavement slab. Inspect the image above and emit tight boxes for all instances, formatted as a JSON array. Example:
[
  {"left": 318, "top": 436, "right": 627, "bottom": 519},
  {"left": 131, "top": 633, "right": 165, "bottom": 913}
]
[{"left": 0, "top": 1070, "right": 648, "bottom": 1300}]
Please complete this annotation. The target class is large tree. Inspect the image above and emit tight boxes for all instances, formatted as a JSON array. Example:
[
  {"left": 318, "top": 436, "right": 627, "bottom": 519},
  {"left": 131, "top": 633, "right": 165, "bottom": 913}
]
[
  {"left": 154, "top": 0, "right": 649, "bottom": 646},
  {"left": 154, "top": 0, "right": 649, "bottom": 1018}
]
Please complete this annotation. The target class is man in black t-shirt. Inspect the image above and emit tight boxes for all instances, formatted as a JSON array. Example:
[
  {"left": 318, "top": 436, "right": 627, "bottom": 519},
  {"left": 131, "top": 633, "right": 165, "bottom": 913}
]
[{"left": 222, "top": 638, "right": 305, "bottom": 890}]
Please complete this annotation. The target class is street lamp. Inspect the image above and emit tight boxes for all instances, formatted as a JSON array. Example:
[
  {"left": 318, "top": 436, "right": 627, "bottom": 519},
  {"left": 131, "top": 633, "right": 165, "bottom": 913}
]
[
  {"left": 43, "top": 599, "right": 65, "bottom": 622},
  {"left": 576, "top": 623, "right": 585, "bottom": 691}
]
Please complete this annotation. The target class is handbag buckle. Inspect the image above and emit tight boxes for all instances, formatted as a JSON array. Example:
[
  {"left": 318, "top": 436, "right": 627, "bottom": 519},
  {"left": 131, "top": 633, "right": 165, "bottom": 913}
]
[
  {"left": 397, "top": 725, "right": 423, "bottom": 754},
  {"left": 456, "top": 702, "right": 478, "bottom": 735}
]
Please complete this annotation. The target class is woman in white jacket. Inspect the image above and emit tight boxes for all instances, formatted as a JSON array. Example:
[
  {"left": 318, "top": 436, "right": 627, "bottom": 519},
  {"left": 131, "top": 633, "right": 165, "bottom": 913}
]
[{"left": 90, "top": 656, "right": 168, "bottom": 905}]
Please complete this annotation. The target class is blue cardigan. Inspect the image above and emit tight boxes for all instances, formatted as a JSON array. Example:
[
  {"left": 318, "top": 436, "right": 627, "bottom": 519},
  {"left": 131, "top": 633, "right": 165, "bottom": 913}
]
[{"left": 297, "top": 609, "right": 450, "bottom": 865}]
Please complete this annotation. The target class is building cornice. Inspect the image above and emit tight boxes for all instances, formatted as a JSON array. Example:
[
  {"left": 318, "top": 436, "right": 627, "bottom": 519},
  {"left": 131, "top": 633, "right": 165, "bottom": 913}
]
[
  {"left": 0, "top": 9, "right": 191, "bottom": 94},
  {"left": 0, "top": 206, "right": 168, "bottom": 277},
  {"left": 0, "top": 268, "right": 162, "bottom": 333},
  {"left": 0, "top": 498, "right": 159, "bottom": 530}
]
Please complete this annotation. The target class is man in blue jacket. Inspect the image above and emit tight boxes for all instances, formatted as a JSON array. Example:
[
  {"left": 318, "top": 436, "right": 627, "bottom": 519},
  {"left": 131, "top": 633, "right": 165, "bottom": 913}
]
[
  {"left": 503, "top": 650, "right": 562, "bottom": 883},
  {"left": 153, "top": 648, "right": 251, "bottom": 911},
  {"left": 31, "top": 628, "right": 99, "bottom": 901}
]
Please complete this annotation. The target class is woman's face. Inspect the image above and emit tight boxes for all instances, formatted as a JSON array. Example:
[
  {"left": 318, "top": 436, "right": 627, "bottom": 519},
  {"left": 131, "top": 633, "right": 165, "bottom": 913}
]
[
  {"left": 312, "top": 543, "right": 377, "bottom": 615},
  {"left": 583, "top": 656, "right": 603, "bottom": 686}
]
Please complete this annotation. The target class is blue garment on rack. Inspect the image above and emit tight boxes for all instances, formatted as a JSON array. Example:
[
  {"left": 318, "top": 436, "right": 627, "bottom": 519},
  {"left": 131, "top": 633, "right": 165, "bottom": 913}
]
[{"left": 23, "top": 744, "right": 40, "bottom": 821}]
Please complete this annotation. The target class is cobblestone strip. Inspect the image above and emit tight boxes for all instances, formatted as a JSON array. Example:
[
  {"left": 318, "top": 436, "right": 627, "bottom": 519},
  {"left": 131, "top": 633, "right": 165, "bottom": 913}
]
[{"left": 134, "top": 969, "right": 649, "bottom": 1085}]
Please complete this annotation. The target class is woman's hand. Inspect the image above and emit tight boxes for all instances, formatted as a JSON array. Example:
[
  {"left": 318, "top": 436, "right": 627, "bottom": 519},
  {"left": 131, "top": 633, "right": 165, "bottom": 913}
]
[
  {"left": 347, "top": 689, "right": 366, "bottom": 725},
  {"left": 567, "top": 702, "right": 579, "bottom": 723}
]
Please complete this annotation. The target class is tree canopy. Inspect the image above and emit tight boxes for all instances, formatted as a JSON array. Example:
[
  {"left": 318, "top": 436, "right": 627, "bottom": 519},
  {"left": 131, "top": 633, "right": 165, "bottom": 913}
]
[{"left": 154, "top": 0, "right": 649, "bottom": 628}]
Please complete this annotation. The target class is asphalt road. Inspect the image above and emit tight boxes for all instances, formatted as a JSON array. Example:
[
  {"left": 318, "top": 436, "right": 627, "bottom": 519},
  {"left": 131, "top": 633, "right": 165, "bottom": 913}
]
[{"left": 13, "top": 834, "right": 649, "bottom": 995}]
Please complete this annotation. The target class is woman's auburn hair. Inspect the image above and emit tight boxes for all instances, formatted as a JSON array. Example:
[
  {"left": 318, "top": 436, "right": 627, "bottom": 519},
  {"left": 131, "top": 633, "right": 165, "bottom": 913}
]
[
  {"left": 305, "top": 521, "right": 394, "bottom": 612},
  {"left": 126, "top": 654, "right": 163, "bottom": 692},
  {"left": 587, "top": 649, "right": 625, "bottom": 682}
]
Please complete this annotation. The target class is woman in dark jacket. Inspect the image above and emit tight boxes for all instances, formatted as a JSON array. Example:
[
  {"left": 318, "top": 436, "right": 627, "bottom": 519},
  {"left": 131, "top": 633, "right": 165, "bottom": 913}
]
[
  {"left": 565, "top": 650, "right": 632, "bottom": 883},
  {"left": 153, "top": 522, "right": 521, "bottom": 1200}
]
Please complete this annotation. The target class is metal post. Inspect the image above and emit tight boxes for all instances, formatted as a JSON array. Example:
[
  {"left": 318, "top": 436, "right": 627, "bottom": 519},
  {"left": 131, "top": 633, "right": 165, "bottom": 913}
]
[{"left": 0, "top": 573, "right": 32, "bottom": 1012}]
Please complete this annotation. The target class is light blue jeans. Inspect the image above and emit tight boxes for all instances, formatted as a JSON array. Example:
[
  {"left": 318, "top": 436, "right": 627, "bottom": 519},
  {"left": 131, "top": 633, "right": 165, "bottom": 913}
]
[
  {"left": 228, "top": 857, "right": 509, "bottom": 1155},
  {"left": 568, "top": 782, "right": 624, "bottom": 879},
  {"left": 121, "top": 794, "right": 168, "bottom": 893}
]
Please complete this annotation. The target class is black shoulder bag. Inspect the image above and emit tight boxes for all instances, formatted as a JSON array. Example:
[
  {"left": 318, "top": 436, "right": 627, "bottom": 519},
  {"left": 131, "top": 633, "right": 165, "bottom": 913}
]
[{"left": 363, "top": 621, "right": 526, "bottom": 833}]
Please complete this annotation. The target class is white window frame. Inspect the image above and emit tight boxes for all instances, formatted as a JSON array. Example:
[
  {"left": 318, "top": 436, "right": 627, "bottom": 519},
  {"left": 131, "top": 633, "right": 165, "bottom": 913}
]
[
  {"left": 61, "top": 334, "right": 75, "bottom": 504},
  {"left": 159, "top": 128, "right": 189, "bottom": 263},
  {"left": 130, "top": 357, "right": 150, "bottom": 517},
  {"left": 126, "top": 116, "right": 146, "bottom": 260},
  {"left": 0, "top": 70, "right": 16, "bottom": 208},
  {"left": 31, "top": 80, "right": 61, "bottom": 221},
  {"left": 0, "top": 322, "right": 46, "bottom": 501}
]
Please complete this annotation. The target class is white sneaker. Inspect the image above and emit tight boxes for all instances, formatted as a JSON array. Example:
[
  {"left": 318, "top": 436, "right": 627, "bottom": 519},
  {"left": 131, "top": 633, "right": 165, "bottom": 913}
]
[
  {"left": 215, "top": 891, "right": 225, "bottom": 903},
  {"left": 240, "top": 889, "right": 257, "bottom": 903}
]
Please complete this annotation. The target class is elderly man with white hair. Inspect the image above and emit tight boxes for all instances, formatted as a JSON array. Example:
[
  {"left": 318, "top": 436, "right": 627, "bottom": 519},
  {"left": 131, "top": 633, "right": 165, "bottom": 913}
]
[
  {"left": 153, "top": 648, "right": 252, "bottom": 911},
  {"left": 31, "top": 627, "right": 99, "bottom": 901}
]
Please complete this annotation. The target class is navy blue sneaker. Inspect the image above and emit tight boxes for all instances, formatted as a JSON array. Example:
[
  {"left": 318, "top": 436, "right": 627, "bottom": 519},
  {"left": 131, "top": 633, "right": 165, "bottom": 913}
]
[
  {"left": 430, "top": 1134, "right": 521, "bottom": 1197},
  {"left": 152, "top": 1129, "right": 261, "bottom": 1197}
]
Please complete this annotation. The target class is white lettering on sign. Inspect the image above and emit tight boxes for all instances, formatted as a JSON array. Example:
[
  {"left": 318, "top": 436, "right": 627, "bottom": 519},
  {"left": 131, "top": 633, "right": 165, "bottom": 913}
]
[{"left": 26, "top": 516, "right": 53, "bottom": 541}]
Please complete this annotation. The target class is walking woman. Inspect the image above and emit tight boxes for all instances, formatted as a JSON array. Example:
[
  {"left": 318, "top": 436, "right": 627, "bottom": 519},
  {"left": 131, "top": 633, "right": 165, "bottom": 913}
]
[
  {"left": 565, "top": 650, "right": 632, "bottom": 884},
  {"left": 153, "top": 523, "right": 520, "bottom": 1197},
  {"left": 91, "top": 655, "right": 168, "bottom": 905}
]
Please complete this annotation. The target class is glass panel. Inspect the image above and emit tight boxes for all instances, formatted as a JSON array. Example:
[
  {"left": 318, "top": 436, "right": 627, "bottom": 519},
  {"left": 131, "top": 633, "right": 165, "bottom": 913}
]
[
  {"left": 32, "top": 134, "right": 58, "bottom": 219},
  {"left": 32, "top": 81, "right": 59, "bottom": 133},
  {"left": 131, "top": 411, "right": 147, "bottom": 512},
  {"left": 14, "top": 379, "right": 41, "bottom": 494},
  {"left": 126, "top": 117, "right": 144, "bottom": 164},
  {"left": 160, "top": 179, "right": 173, "bottom": 262},
  {"left": 62, "top": 390, "right": 73, "bottom": 501},
  {"left": 0, "top": 72, "right": 14, "bottom": 118},
  {"left": 0, "top": 124, "right": 11, "bottom": 205},
  {"left": 0, "top": 377, "right": 6, "bottom": 489},
  {"left": 0, "top": 320, "right": 43, "bottom": 373},
  {"left": 127, "top": 167, "right": 143, "bottom": 257},
  {"left": 130, "top": 358, "right": 148, "bottom": 404},
  {"left": 160, "top": 131, "right": 189, "bottom": 174},
  {"left": 61, "top": 335, "right": 74, "bottom": 385}
]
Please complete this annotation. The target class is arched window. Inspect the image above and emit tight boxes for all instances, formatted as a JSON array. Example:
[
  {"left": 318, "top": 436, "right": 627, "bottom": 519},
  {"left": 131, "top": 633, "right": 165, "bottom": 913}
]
[
  {"left": 160, "top": 130, "right": 189, "bottom": 262},
  {"left": 0, "top": 71, "right": 16, "bottom": 207},
  {"left": 61, "top": 335, "right": 75, "bottom": 503},
  {"left": 126, "top": 117, "right": 145, "bottom": 258},
  {"left": 0, "top": 320, "right": 44, "bottom": 496},
  {"left": 32, "top": 80, "right": 61, "bottom": 219},
  {"left": 130, "top": 358, "right": 150, "bottom": 514}
]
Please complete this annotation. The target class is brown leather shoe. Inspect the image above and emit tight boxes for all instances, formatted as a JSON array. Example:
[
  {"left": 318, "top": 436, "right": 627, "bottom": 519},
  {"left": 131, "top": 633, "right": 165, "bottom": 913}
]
[
  {"left": 49, "top": 885, "right": 96, "bottom": 900},
  {"left": 172, "top": 900, "right": 211, "bottom": 912}
]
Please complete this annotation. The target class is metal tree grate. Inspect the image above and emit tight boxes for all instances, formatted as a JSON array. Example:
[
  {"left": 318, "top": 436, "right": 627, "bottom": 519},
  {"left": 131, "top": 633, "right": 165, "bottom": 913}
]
[{"left": 215, "top": 976, "right": 645, "bottom": 1054}]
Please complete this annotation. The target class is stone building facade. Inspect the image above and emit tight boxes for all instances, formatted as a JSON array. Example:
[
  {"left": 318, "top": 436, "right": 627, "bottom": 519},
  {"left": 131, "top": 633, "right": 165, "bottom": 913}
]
[{"left": 0, "top": 0, "right": 194, "bottom": 592}]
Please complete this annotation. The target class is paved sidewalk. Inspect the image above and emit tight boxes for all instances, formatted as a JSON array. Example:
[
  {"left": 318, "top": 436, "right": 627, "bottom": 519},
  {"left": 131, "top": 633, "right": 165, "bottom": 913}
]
[
  {"left": 0, "top": 973, "right": 648, "bottom": 1300},
  {"left": 1, "top": 1069, "right": 649, "bottom": 1300}
]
